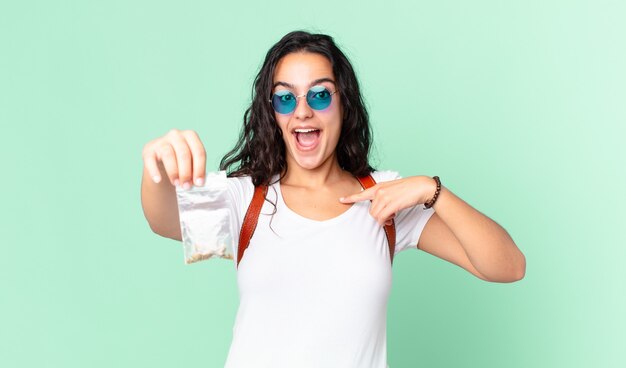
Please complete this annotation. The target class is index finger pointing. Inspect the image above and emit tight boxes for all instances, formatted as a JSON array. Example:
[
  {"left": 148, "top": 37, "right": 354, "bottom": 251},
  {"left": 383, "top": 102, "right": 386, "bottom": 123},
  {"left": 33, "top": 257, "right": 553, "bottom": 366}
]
[{"left": 339, "top": 186, "right": 375, "bottom": 203}]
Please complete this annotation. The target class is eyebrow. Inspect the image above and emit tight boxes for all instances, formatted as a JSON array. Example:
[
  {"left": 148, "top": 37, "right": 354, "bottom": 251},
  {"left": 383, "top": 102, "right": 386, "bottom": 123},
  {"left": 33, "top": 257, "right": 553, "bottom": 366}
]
[{"left": 272, "top": 78, "right": 336, "bottom": 90}]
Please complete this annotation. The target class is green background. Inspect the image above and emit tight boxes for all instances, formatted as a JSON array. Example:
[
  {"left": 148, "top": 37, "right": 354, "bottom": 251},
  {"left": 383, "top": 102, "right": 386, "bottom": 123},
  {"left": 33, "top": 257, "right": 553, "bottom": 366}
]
[{"left": 1, "top": 0, "right": 624, "bottom": 367}]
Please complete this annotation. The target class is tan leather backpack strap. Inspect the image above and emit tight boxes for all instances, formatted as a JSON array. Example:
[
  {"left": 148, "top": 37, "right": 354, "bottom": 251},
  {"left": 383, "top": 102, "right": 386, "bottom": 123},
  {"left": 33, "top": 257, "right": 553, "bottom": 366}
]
[
  {"left": 237, "top": 185, "right": 267, "bottom": 268},
  {"left": 356, "top": 174, "right": 397, "bottom": 266}
]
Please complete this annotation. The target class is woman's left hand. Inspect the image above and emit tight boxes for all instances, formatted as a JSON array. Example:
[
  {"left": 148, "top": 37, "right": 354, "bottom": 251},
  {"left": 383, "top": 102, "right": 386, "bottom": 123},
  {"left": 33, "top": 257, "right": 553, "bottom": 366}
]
[{"left": 339, "top": 176, "right": 437, "bottom": 226}]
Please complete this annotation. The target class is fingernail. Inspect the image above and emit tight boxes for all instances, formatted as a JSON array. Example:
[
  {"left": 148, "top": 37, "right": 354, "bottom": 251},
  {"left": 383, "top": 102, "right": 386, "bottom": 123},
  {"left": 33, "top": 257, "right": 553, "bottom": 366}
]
[
  {"left": 339, "top": 197, "right": 345, "bottom": 202},
  {"left": 174, "top": 179, "right": 180, "bottom": 186},
  {"left": 152, "top": 175, "right": 161, "bottom": 184},
  {"left": 183, "top": 181, "right": 191, "bottom": 190},
  {"left": 195, "top": 177, "right": 204, "bottom": 186}
]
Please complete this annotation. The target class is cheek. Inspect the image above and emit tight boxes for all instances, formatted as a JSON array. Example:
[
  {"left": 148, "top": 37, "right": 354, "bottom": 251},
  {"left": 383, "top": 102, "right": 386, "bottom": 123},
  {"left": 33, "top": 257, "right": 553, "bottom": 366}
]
[
  {"left": 318, "top": 103, "right": 343, "bottom": 127},
  {"left": 275, "top": 115, "right": 289, "bottom": 131},
  {"left": 275, "top": 118, "right": 292, "bottom": 144},
  {"left": 317, "top": 97, "right": 340, "bottom": 114}
]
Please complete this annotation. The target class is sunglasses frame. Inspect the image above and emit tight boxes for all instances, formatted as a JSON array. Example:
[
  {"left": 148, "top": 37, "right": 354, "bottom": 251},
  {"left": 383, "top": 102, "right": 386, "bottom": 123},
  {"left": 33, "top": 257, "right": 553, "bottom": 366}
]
[{"left": 268, "top": 86, "right": 339, "bottom": 115}]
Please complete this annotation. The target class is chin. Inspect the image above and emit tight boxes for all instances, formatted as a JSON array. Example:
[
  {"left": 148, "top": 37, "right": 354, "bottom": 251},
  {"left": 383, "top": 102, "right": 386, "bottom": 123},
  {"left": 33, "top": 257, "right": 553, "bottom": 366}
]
[
  {"left": 296, "top": 161, "right": 323, "bottom": 170},
  {"left": 292, "top": 152, "right": 335, "bottom": 171},
  {"left": 291, "top": 155, "right": 321, "bottom": 169}
]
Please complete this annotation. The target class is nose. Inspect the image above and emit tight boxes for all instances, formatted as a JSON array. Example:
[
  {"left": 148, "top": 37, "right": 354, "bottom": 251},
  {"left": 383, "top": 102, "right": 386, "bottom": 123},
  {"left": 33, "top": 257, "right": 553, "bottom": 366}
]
[{"left": 293, "top": 93, "right": 313, "bottom": 120}]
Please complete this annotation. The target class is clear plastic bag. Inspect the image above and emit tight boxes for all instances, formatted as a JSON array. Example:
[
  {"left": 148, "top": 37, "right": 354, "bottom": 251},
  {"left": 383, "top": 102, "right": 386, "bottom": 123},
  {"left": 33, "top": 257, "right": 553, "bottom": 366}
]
[{"left": 175, "top": 171, "right": 235, "bottom": 264}]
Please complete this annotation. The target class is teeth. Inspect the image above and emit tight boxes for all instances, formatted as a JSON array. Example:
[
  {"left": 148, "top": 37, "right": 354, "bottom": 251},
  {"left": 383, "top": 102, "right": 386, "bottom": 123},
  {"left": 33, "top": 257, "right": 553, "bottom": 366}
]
[{"left": 294, "top": 128, "right": 319, "bottom": 133}]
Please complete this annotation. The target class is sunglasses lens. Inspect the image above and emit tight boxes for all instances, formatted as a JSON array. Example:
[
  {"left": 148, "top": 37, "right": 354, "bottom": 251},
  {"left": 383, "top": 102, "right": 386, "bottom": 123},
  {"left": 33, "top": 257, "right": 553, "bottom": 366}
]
[
  {"left": 307, "top": 86, "right": 333, "bottom": 110},
  {"left": 271, "top": 91, "right": 296, "bottom": 114},
  {"left": 271, "top": 86, "right": 334, "bottom": 114}
]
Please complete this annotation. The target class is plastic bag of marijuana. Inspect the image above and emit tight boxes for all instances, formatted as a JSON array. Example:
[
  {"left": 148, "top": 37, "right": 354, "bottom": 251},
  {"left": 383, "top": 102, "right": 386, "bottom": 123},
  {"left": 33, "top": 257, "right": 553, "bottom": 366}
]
[{"left": 175, "top": 171, "right": 235, "bottom": 264}]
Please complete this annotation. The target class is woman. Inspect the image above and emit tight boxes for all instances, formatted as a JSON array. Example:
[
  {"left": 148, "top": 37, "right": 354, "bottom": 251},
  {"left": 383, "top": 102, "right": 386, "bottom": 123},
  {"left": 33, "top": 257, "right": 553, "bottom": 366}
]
[{"left": 141, "top": 30, "right": 526, "bottom": 368}]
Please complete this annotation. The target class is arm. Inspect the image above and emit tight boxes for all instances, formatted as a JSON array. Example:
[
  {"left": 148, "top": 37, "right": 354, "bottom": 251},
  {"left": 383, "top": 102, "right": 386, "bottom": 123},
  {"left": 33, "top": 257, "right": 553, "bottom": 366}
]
[
  {"left": 140, "top": 163, "right": 182, "bottom": 241},
  {"left": 418, "top": 183, "right": 526, "bottom": 283},
  {"left": 417, "top": 212, "right": 490, "bottom": 281},
  {"left": 339, "top": 175, "right": 526, "bottom": 283}
]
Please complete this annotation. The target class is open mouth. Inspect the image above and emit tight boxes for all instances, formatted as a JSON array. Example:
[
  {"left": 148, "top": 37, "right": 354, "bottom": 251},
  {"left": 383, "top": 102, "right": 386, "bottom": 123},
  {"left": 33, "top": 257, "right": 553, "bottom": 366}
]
[{"left": 293, "top": 128, "right": 321, "bottom": 150}]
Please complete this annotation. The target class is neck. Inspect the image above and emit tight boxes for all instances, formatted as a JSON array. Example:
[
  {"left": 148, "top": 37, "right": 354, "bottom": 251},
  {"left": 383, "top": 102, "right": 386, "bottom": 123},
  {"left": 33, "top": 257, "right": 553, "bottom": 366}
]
[{"left": 281, "top": 154, "right": 348, "bottom": 188}]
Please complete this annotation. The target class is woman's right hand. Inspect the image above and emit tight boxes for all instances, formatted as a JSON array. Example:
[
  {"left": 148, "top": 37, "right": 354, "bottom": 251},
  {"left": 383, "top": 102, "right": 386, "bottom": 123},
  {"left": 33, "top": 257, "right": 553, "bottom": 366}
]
[{"left": 142, "top": 129, "right": 207, "bottom": 189}]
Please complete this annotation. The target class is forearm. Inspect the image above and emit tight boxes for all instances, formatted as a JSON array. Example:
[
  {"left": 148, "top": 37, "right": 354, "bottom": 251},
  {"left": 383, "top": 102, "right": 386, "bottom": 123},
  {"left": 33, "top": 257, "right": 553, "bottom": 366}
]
[
  {"left": 430, "top": 184, "right": 526, "bottom": 282},
  {"left": 141, "top": 164, "right": 182, "bottom": 240}
]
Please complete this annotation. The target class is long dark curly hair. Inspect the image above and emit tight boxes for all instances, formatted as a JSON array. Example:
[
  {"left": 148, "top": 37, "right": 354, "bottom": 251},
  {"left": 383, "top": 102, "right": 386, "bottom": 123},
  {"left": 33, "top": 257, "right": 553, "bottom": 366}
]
[{"left": 219, "top": 30, "right": 375, "bottom": 187}]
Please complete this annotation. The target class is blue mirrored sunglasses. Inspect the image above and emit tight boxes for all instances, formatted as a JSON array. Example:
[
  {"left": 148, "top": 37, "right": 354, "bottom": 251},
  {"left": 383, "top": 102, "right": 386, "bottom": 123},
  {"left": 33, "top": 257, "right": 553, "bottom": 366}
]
[{"left": 269, "top": 85, "right": 338, "bottom": 114}]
